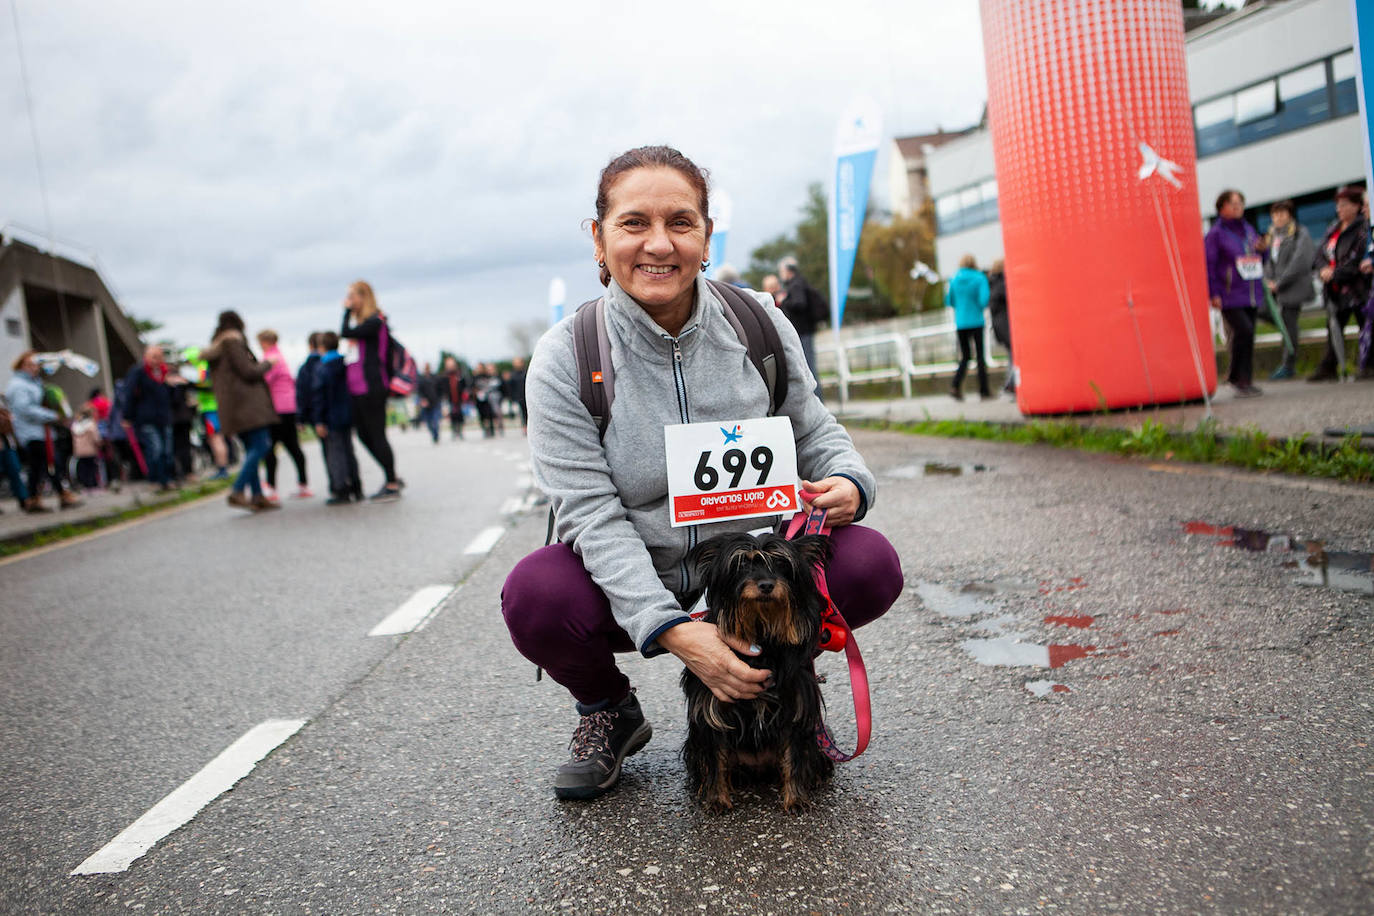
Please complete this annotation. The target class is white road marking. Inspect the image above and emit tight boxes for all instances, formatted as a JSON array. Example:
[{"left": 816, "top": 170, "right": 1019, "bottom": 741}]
[
  {"left": 367, "top": 585, "right": 455, "bottom": 637},
  {"left": 463, "top": 526, "right": 505, "bottom": 555},
  {"left": 499, "top": 497, "right": 522, "bottom": 516},
  {"left": 71, "top": 719, "right": 306, "bottom": 875},
  {"left": 515, "top": 474, "right": 533, "bottom": 490}
]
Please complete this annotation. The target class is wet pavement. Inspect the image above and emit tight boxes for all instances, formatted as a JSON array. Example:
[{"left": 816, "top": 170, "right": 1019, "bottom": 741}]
[{"left": 2, "top": 429, "right": 1372, "bottom": 913}]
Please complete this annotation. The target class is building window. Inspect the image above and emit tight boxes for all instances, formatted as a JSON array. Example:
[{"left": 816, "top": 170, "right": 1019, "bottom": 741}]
[
  {"left": 1332, "top": 50, "right": 1358, "bottom": 116},
  {"left": 1194, "top": 50, "right": 1359, "bottom": 158},
  {"left": 936, "top": 180, "right": 999, "bottom": 236}
]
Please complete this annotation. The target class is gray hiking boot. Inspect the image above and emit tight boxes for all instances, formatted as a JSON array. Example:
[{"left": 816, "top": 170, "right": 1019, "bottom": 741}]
[{"left": 554, "top": 689, "right": 652, "bottom": 801}]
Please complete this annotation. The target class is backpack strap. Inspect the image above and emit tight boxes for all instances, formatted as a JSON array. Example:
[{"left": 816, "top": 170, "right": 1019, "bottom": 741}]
[
  {"left": 572, "top": 298, "right": 612, "bottom": 440},
  {"left": 706, "top": 279, "right": 789, "bottom": 416}
]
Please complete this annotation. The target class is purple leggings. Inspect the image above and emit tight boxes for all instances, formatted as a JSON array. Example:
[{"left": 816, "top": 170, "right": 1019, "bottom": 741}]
[{"left": 501, "top": 525, "right": 904, "bottom": 707}]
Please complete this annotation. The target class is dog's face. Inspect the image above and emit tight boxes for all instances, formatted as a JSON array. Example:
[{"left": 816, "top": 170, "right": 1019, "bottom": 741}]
[{"left": 688, "top": 533, "right": 830, "bottom": 648}]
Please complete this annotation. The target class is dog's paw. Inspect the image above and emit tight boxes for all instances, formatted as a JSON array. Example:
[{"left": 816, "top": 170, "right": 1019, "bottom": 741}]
[{"left": 703, "top": 791, "right": 735, "bottom": 814}]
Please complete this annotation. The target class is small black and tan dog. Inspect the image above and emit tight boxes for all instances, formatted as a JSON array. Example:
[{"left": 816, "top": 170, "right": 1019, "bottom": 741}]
[{"left": 682, "top": 531, "right": 835, "bottom": 812}]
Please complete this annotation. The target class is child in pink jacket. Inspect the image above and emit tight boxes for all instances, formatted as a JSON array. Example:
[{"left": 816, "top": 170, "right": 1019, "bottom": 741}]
[{"left": 256, "top": 330, "right": 312, "bottom": 499}]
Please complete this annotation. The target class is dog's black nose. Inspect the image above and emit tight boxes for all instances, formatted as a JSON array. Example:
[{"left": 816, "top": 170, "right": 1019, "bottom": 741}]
[{"left": 756, "top": 579, "right": 775, "bottom": 595}]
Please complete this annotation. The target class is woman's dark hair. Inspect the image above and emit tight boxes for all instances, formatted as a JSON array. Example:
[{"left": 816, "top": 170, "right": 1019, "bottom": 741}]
[
  {"left": 1215, "top": 189, "right": 1244, "bottom": 214},
  {"left": 593, "top": 145, "right": 710, "bottom": 287},
  {"left": 213, "top": 310, "right": 245, "bottom": 338},
  {"left": 89, "top": 386, "right": 104, "bottom": 399},
  {"left": 1335, "top": 185, "right": 1365, "bottom": 207},
  {"left": 1269, "top": 199, "right": 1296, "bottom": 218}
]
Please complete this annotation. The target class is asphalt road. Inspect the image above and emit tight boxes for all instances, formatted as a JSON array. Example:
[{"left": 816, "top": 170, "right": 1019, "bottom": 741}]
[{"left": 2, "top": 424, "right": 1371, "bottom": 913}]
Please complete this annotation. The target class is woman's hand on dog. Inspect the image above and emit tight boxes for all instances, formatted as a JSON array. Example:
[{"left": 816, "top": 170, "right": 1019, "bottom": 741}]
[
  {"left": 800, "top": 476, "right": 861, "bottom": 527},
  {"left": 658, "top": 621, "right": 771, "bottom": 703}
]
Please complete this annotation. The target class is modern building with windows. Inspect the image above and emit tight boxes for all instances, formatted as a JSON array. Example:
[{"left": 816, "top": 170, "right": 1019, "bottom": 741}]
[{"left": 924, "top": 0, "right": 1363, "bottom": 273}]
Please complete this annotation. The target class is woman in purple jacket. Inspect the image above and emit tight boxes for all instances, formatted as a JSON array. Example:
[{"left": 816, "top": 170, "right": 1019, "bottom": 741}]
[{"left": 1205, "top": 189, "right": 1269, "bottom": 398}]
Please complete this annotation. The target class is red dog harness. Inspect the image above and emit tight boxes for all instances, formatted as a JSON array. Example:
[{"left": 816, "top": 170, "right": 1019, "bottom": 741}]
[{"left": 786, "top": 508, "right": 871, "bottom": 762}]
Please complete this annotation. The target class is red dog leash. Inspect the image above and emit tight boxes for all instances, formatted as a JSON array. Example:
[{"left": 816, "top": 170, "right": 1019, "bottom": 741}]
[{"left": 785, "top": 507, "right": 871, "bottom": 762}]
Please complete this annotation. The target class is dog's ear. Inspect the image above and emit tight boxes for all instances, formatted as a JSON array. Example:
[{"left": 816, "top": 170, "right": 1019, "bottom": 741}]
[
  {"left": 686, "top": 538, "right": 724, "bottom": 577},
  {"left": 790, "top": 534, "right": 832, "bottom": 571}
]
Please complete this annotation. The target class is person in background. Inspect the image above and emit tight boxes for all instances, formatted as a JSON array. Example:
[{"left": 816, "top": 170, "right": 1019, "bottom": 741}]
[
  {"left": 169, "top": 371, "right": 197, "bottom": 482},
  {"left": 41, "top": 370, "right": 76, "bottom": 494},
  {"left": 311, "top": 331, "right": 361, "bottom": 505},
  {"left": 1205, "top": 189, "right": 1268, "bottom": 397},
  {"left": 986, "top": 259, "right": 1014, "bottom": 395},
  {"left": 204, "top": 311, "right": 280, "bottom": 512},
  {"left": 121, "top": 344, "right": 177, "bottom": 491},
  {"left": 416, "top": 362, "right": 442, "bottom": 444},
  {"left": 473, "top": 363, "right": 499, "bottom": 438},
  {"left": 945, "top": 253, "right": 992, "bottom": 401},
  {"left": 508, "top": 357, "right": 529, "bottom": 432},
  {"left": 87, "top": 387, "right": 120, "bottom": 492},
  {"left": 1359, "top": 201, "right": 1374, "bottom": 379},
  {"left": 440, "top": 356, "right": 467, "bottom": 440},
  {"left": 183, "top": 347, "right": 230, "bottom": 479},
  {"left": 761, "top": 274, "right": 782, "bottom": 306},
  {"left": 0, "top": 396, "right": 32, "bottom": 512},
  {"left": 1309, "top": 185, "right": 1370, "bottom": 381},
  {"left": 777, "top": 256, "right": 828, "bottom": 397},
  {"left": 6, "top": 350, "right": 79, "bottom": 510},
  {"left": 1263, "top": 199, "right": 1317, "bottom": 380},
  {"left": 296, "top": 332, "right": 325, "bottom": 465},
  {"left": 256, "top": 329, "right": 311, "bottom": 500},
  {"left": 71, "top": 405, "right": 103, "bottom": 489},
  {"left": 341, "top": 280, "right": 401, "bottom": 501}
]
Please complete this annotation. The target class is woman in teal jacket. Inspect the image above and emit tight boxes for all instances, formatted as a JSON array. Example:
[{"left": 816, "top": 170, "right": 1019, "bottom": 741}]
[{"left": 945, "top": 254, "right": 991, "bottom": 400}]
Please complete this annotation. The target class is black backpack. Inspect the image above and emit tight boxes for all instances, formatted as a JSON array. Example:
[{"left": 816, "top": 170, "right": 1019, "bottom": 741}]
[{"left": 571, "top": 279, "right": 789, "bottom": 441}]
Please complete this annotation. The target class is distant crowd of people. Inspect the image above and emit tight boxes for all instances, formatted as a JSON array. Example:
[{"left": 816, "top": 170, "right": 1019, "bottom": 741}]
[
  {"left": 408, "top": 358, "right": 526, "bottom": 443},
  {"left": 1205, "top": 184, "right": 1374, "bottom": 397},
  {"left": 0, "top": 278, "right": 527, "bottom": 516}
]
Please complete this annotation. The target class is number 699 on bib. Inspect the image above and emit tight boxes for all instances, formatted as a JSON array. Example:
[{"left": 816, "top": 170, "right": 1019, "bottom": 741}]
[{"left": 664, "top": 416, "right": 800, "bottom": 527}]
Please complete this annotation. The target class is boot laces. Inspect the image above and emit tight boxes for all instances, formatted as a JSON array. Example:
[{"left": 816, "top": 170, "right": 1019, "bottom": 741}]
[{"left": 568, "top": 710, "right": 616, "bottom": 762}]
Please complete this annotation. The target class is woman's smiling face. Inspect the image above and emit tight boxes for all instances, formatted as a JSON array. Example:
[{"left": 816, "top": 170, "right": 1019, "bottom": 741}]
[{"left": 594, "top": 167, "right": 711, "bottom": 326}]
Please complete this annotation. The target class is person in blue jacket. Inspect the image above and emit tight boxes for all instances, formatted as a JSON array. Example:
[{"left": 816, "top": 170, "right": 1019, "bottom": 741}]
[
  {"left": 296, "top": 332, "right": 324, "bottom": 465},
  {"left": 311, "top": 331, "right": 361, "bottom": 505},
  {"left": 945, "top": 254, "right": 992, "bottom": 401}
]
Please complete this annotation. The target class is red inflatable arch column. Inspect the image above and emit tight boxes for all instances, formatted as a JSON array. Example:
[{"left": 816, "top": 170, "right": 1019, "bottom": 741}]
[{"left": 980, "top": 0, "right": 1216, "bottom": 414}]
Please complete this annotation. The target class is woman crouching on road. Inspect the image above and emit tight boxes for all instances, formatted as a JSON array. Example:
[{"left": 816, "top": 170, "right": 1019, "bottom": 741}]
[
  {"left": 204, "top": 311, "right": 281, "bottom": 512},
  {"left": 501, "top": 146, "right": 904, "bottom": 801}
]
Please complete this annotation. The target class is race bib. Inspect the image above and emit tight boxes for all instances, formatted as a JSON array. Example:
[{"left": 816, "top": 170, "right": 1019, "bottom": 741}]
[
  {"left": 664, "top": 416, "right": 800, "bottom": 527},
  {"left": 1236, "top": 255, "right": 1263, "bottom": 281}
]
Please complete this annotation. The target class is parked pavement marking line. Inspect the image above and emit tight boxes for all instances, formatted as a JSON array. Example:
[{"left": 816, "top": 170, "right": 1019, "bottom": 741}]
[
  {"left": 462, "top": 526, "right": 505, "bottom": 555},
  {"left": 70, "top": 718, "right": 307, "bottom": 876},
  {"left": 1145, "top": 463, "right": 1374, "bottom": 497},
  {"left": 499, "top": 497, "right": 522, "bottom": 516},
  {"left": 366, "top": 585, "right": 456, "bottom": 637}
]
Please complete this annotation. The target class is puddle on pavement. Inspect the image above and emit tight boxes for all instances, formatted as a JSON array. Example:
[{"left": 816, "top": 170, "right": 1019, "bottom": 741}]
[
  {"left": 885, "top": 461, "right": 992, "bottom": 479},
  {"left": 1184, "top": 521, "right": 1374, "bottom": 597},
  {"left": 914, "top": 581, "right": 998, "bottom": 619},
  {"left": 1025, "top": 680, "right": 1072, "bottom": 698},
  {"left": 960, "top": 637, "right": 1098, "bottom": 669}
]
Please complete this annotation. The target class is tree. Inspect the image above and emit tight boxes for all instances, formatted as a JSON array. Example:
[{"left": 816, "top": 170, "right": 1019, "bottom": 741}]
[
  {"left": 743, "top": 183, "right": 830, "bottom": 294},
  {"left": 857, "top": 200, "right": 940, "bottom": 316},
  {"left": 129, "top": 314, "right": 163, "bottom": 338}
]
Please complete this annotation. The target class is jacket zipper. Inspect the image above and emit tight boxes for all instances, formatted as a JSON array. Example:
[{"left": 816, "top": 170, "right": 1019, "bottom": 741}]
[{"left": 666, "top": 331, "right": 697, "bottom": 592}]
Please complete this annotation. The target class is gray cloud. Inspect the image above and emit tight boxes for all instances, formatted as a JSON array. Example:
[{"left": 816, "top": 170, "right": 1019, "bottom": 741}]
[{"left": 3, "top": 0, "right": 988, "bottom": 364}]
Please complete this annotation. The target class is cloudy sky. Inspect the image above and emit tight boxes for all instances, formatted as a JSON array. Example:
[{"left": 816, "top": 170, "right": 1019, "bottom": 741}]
[{"left": 3, "top": 0, "right": 994, "bottom": 365}]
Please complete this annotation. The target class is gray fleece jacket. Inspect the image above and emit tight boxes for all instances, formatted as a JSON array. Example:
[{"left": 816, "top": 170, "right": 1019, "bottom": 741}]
[{"left": 526, "top": 275, "right": 877, "bottom": 656}]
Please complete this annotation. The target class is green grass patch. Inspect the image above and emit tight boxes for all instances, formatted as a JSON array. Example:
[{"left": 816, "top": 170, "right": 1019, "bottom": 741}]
[
  {"left": 859, "top": 417, "right": 1374, "bottom": 484},
  {"left": 0, "top": 478, "right": 233, "bottom": 559}
]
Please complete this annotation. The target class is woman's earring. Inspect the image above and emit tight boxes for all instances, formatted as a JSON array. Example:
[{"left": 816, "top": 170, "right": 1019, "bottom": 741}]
[
  {"left": 701, "top": 259, "right": 711, "bottom": 270},
  {"left": 597, "top": 259, "right": 606, "bottom": 269}
]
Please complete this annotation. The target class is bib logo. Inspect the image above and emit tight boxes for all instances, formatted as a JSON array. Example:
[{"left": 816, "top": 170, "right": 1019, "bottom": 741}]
[
  {"left": 766, "top": 489, "right": 790, "bottom": 509},
  {"left": 721, "top": 424, "right": 743, "bottom": 445}
]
